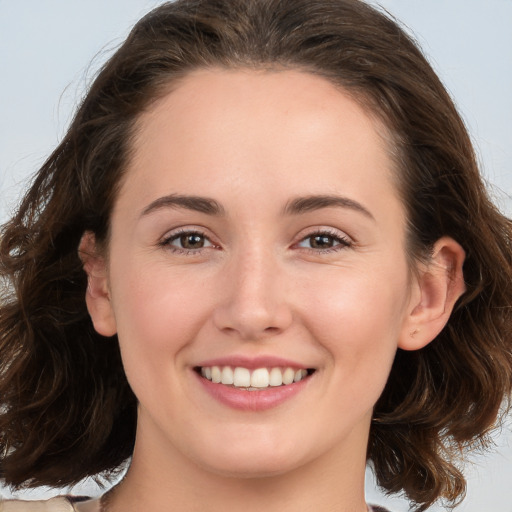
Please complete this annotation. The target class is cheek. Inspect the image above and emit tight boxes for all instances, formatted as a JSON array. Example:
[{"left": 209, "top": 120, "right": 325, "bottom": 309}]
[
  {"left": 109, "top": 260, "right": 214, "bottom": 374},
  {"left": 108, "top": 263, "right": 220, "bottom": 419},
  {"left": 301, "top": 264, "right": 409, "bottom": 388}
]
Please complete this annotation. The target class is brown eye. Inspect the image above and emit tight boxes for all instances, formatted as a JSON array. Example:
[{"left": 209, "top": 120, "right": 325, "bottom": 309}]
[
  {"left": 309, "top": 234, "right": 336, "bottom": 249},
  {"left": 163, "top": 231, "right": 214, "bottom": 251},
  {"left": 179, "top": 233, "right": 205, "bottom": 249},
  {"left": 297, "top": 231, "right": 351, "bottom": 251}
]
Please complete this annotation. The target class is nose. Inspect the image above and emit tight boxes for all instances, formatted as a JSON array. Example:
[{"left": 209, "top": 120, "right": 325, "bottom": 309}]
[{"left": 212, "top": 248, "right": 293, "bottom": 341}]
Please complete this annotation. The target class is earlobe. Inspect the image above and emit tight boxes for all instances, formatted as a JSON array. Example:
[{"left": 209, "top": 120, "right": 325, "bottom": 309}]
[
  {"left": 78, "top": 232, "right": 117, "bottom": 337},
  {"left": 399, "top": 237, "right": 466, "bottom": 351}
]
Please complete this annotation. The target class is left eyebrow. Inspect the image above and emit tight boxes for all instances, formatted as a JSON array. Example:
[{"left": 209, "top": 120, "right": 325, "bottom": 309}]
[{"left": 283, "top": 194, "right": 375, "bottom": 220}]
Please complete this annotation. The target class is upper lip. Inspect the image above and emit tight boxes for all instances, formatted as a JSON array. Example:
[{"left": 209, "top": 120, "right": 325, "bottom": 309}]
[{"left": 195, "top": 355, "right": 313, "bottom": 370}]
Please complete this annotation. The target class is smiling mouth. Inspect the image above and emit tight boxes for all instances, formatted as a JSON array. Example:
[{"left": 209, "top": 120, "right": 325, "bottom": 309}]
[{"left": 195, "top": 366, "right": 316, "bottom": 390}]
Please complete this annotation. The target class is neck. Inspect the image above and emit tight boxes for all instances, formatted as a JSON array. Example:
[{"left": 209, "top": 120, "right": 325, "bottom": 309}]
[{"left": 107, "top": 419, "right": 370, "bottom": 512}]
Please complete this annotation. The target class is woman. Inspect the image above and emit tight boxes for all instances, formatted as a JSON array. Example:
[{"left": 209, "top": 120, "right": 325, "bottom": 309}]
[{"left": 0, "top": 1, "right": 511, "bottom": 511}]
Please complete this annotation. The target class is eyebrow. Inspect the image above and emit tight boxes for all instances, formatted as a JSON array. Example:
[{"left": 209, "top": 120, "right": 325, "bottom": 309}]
[
  {"left": 283, "top": 194, "right": 375, "bottom": 220},
  {"left": 141, "top": 194, "right": 225, "bottom": 217},
  {"left": 140, "top": 193, "right": 373, "bottom": 220}
]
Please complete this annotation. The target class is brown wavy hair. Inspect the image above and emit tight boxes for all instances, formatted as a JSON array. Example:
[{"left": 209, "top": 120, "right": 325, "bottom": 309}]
[{"left": 1, "top": 0, "right": 511, "bottom": 509}]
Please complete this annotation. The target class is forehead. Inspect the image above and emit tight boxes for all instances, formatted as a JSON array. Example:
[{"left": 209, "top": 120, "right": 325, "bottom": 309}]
[
  {"left": 135, "top": 68, "right": 391, "bottom": 148},
  {"left": 119, "top": 68, "right": 401, "bottom": 221}
]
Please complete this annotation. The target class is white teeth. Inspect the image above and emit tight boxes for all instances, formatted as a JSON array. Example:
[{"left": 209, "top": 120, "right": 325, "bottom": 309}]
[
  {"left": 251, "top": 368, "right": 269, "bottom": 388},
  {"left": 221, "top": 366, "right": 234, "bottom": 385},
  {"left": 282, "top": 367, "right": 295, "bottom": 385},
  {"left": 269, "top": 367, "right": 283, "bottom": 387},
  {"left": 211, "top": 366, "right": 222, "bottom": 383},
  {"left": 233, "top": 367, "right": 251, "bottom": 387},
  {"left": 294, "top": 369, "right": 308, "bottom": 382},
  {"left": 200, "top": 365, "right": 312, "bottom": 389}
]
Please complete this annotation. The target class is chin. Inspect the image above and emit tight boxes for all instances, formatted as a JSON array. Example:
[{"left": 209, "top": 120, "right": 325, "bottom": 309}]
[
  {"left": 189, "top": 435, "right": 309, "bottom": 479},
  {"left": 199, "top": 457, "right": 303, "bottom": 480}
]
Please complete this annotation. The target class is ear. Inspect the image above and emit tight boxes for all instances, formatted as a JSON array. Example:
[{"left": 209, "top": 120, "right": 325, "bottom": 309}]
[
  {"left": 398, "top": 237, "right": 466, "bottom": 351},
  {"left": 78, "top": 231, "right": 117, "bottom": 337}
]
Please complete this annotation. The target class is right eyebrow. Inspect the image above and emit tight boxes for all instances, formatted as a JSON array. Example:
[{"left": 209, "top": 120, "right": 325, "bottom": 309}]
[
  {"left": 283, "top": 194, "right": 375, "bottom": 220},
  {"left": 140, "top": 194, "right": 226, "bottom": 217}
]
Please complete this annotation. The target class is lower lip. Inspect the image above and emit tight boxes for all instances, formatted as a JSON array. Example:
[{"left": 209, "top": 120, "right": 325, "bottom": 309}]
[{"left": 195, "top": 372, "right": 312, "bottom": 411}]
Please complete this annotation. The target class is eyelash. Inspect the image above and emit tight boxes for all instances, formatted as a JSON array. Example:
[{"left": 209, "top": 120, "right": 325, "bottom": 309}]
[
  {"left": 296, "top": 229, "right": 352, "bottom": 253},
  {"left": 159, "top": 228, "right": 352, "bottom": 255},
  {"left": 159, "top": 229, "right": 217, "bottom": 255}
]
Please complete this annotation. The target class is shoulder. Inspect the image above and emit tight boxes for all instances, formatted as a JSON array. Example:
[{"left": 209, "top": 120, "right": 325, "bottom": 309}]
[{"left": 0, "top": 497, "right": 75, "bottom": 512}]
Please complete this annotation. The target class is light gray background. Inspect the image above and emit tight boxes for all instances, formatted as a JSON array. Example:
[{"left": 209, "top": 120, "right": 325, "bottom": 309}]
[{"left": 0, "top": 1, "right": 511, "bottom": 510}]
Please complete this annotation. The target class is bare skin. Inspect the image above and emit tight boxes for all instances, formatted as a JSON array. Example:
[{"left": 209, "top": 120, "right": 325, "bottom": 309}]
[{"left": 80, "top": 69, "right": 465, "bottom": 512}]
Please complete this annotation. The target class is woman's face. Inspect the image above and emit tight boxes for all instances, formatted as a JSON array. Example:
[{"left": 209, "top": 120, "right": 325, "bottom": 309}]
[{"left": 91, "top": 69, "right": 420, "bottom": 478}]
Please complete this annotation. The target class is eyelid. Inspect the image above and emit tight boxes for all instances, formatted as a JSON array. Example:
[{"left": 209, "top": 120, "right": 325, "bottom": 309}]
[
  {"left": 293, "top": 227, "right": 353, "bottom": 252},
  {"left": 158, "top": 226, "right": 220, "bottom": 252},
  {"left": 157, "top": 225, "right": 353, "bottom": 254}
]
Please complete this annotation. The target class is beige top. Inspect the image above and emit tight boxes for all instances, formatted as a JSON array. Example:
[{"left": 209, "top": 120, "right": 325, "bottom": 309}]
[
  {"left": 0, "top": 498, "right": 101, "bottom": 512},
  {"left": 0, "top": 498, "right": 389, "bottom": 511}
]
